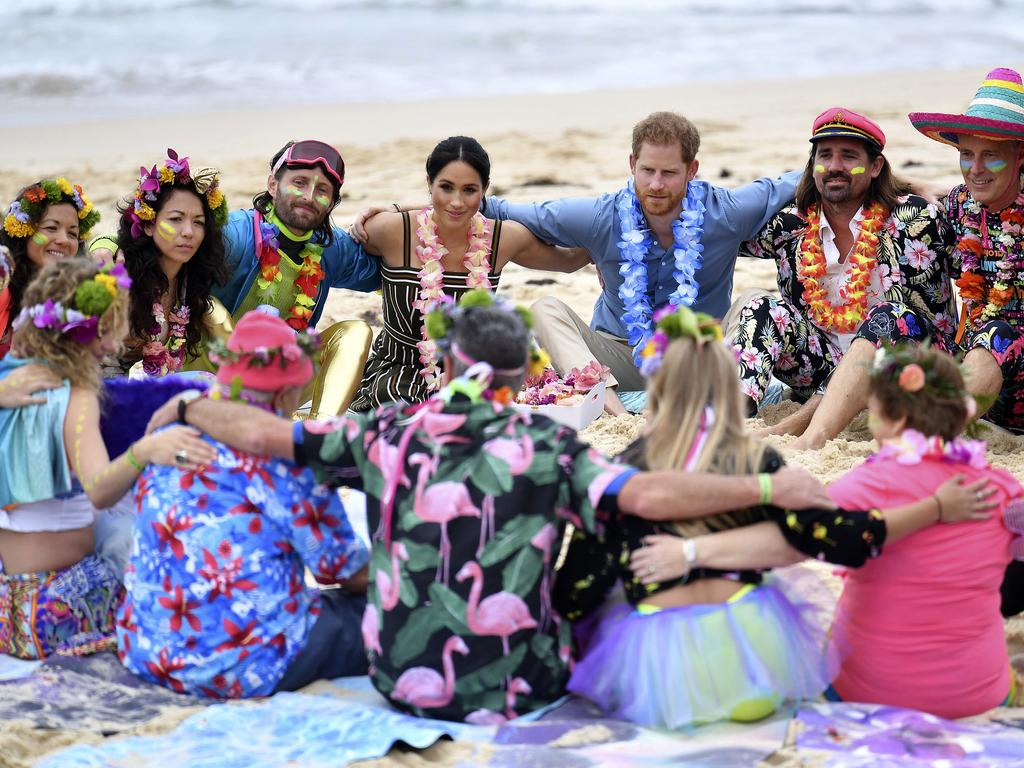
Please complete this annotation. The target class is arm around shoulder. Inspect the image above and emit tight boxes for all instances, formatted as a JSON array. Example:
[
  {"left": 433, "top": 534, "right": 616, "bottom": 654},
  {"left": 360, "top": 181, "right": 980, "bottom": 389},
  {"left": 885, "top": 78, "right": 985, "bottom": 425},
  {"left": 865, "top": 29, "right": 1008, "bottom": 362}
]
[
  {"left": 504, "top": 221, "right": 592, "bottom": 273},
  {"left": 180, "top": 398, "right": 296, "bottom": 461},
  {"left": 323, "top": 228, "right": 381, "bottom": 292}
]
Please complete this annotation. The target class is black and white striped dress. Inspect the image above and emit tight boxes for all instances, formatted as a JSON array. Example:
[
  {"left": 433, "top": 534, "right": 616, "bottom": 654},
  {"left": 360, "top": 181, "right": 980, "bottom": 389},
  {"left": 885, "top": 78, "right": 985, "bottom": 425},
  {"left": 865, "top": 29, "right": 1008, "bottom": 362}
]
[{"left": 350, "top": 212, "right": 502, "bottom": 412}]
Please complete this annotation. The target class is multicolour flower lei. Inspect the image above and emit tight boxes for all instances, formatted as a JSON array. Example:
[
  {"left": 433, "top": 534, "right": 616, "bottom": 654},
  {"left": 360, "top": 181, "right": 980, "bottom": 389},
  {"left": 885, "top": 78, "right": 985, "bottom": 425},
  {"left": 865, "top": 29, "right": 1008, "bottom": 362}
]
[
  {"left": 11, "top": 261, "right": 131, "bottom": 344},
  {"left": 869, "top": 428, "right": 987, "bottom": 469},
  {"left": 953, "top": 189, "right": 1024, "bottom": 329},
  {"left": 127, "top": 148, "right": 229, "bottom": 240},
  {"left": 637, "top": 304, "right": 724, "bottom": 377},
  {"left": 142, "top": 299, "right": 190, "bottom": 377},
  {"left": 423, "top": 288, "right": 548, "bottom": 379},
  {"left": 0, "top": 245, "right": 11, "bottom": 292},
  {"left": 3, "top": 177, "right": 100, "bottom": 240},
  {"left": 616, "top": 178, "right": 705, "bottom": 366},
  {"left": 255, "top": 211, "right": 326, "bottom": 331},
  {"left": 797, "top": 202, "right": 886, "bottom": 335},
  {"left": 414, "top": 207, "right": 494, "bottom": 390},
  {"left": 516, "top": 360, "right": 608, "bottom": 406}
]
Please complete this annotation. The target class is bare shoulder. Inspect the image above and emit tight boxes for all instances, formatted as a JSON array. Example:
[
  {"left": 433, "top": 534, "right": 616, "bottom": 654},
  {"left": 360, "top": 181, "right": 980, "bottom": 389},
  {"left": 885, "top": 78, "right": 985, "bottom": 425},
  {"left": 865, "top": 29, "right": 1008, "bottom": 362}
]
[{"left": 365, "top": 210, "right": 410, "bottom": 265}]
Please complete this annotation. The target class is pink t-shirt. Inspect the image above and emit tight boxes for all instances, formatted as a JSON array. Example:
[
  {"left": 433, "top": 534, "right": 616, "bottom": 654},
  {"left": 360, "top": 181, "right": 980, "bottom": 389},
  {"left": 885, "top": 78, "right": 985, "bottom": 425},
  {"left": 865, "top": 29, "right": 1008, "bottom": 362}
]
[{"left": 828, "top": 447, "right": 1020, "bottom": 719}]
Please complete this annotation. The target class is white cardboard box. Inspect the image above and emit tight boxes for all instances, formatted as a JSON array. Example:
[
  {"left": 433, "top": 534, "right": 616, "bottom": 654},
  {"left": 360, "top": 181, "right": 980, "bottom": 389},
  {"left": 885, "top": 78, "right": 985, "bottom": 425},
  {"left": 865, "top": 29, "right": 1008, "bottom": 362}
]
[{"left": 512, "top": 380, "right": 606, "bottom": 431}]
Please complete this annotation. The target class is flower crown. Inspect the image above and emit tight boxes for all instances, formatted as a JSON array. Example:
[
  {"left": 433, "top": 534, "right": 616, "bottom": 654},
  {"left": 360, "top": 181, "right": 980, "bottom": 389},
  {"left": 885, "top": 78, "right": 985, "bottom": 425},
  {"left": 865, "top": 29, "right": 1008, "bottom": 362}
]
[
  {"left": 127, "top": 148, "right": 229, "bottom": 240},
  {"left": 12, "top": 261, "right": 132, "bottom": 344},
  {"left": 870, "top": 343, "right": 984, "bottom": 417},
  {"left": 206, "top": 329, "right": 321, "bottom": 371},
  {"left": 424, "top": 289, "right": 549, "bottom": 377},
  {"left": 3, "top": 178, "right": 100, "bottom": 240},
  {"left": 638, "top": 304, "right": 724, "bottom": 377}
]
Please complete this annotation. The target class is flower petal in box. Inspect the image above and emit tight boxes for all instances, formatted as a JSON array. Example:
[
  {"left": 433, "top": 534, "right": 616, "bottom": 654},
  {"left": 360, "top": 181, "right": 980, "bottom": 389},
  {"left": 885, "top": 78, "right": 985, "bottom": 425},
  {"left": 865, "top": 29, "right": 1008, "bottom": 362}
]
[{"left": 513, "top": 361, "right": 609, "bottom": 431}]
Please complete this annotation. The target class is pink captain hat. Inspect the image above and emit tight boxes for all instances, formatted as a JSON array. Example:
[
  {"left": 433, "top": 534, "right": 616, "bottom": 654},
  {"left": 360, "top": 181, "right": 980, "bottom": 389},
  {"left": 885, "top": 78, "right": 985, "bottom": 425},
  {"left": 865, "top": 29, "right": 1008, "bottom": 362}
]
[{"left": 810, "top": 107, "right": 886, "bottom": 152}]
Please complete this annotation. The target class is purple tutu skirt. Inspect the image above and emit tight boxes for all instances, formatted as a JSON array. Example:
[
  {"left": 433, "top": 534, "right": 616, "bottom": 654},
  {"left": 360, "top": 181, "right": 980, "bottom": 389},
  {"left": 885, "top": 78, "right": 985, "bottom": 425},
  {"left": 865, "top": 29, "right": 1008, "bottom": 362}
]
[{"left": 567, "top": 581, "right": 831, "bottom": 729}]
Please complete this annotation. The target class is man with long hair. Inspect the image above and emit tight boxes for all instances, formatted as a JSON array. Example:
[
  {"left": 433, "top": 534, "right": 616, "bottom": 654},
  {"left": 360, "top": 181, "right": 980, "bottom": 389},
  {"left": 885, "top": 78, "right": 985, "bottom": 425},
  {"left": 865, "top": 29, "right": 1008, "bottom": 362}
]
[
  {"left": 215, "top": 140, "right": 380, "bottom": 415},
  {"left": 732, "top": 108, "right": 955, "bottom": 447}
]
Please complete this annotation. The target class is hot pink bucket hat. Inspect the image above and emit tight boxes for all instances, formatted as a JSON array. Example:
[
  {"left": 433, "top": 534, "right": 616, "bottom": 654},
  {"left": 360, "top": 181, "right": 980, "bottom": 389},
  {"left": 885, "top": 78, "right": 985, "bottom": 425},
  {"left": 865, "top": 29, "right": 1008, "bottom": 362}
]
[{"left": 215, "top": 310, "right": 314, "bottom": 392}]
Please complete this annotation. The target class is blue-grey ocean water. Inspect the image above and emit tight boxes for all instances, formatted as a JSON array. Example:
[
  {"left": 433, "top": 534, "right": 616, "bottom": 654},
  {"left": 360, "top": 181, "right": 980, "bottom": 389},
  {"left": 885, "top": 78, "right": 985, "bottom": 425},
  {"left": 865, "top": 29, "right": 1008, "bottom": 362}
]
[{"left": 2, "top": 0, "right": 1023, "bottom": 125}]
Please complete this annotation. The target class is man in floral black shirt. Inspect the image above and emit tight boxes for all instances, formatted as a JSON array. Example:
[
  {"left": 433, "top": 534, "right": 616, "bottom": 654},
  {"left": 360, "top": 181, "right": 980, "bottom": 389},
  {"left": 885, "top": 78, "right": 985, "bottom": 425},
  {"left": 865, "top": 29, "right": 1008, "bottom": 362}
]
[{"left": 733, "top": 107, "right": 955, "bottom": 448}]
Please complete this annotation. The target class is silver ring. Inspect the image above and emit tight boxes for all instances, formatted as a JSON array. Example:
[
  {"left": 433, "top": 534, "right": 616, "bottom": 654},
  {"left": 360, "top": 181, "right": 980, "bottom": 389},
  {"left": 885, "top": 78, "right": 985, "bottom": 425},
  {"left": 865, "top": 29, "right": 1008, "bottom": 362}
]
[
  {"left": 647, "top": 565, "right": 656, "bottom": 575},
  {"left": 175, "top": 450, "right": 188, "bottom": 465},
  {"left": 975, "top": 491, "right": 985, "bottom": 501}
]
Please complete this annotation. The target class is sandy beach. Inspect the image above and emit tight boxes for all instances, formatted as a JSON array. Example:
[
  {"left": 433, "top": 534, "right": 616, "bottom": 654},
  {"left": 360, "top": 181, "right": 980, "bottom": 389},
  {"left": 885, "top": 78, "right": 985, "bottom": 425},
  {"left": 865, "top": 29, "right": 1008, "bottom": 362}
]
[{"left": 3, "top": 67, "right": 1024, "bottom": 765}]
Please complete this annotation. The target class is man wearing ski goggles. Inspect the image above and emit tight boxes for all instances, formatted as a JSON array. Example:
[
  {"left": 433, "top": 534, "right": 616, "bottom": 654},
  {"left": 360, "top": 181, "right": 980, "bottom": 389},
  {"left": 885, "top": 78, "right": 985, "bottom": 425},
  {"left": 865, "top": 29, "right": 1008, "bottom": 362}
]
[{"left": 212, "top": 139, "right": 380, "bottom": 416}]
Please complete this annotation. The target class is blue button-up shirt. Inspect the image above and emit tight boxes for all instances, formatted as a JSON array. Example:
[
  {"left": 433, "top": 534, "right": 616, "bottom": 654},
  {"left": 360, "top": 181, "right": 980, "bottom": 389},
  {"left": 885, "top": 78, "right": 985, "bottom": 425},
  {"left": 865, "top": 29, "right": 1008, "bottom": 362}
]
[{"left": 484, "top": 173, "right": 800, "bottom": 337}]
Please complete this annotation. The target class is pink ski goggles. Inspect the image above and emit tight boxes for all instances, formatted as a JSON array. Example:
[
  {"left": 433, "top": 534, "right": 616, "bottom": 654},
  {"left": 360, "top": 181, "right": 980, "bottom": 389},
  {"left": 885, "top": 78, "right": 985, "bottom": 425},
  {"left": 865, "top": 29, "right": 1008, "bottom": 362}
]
[{"left": 271, "top": 140, "right": 345, "bottom": 189}]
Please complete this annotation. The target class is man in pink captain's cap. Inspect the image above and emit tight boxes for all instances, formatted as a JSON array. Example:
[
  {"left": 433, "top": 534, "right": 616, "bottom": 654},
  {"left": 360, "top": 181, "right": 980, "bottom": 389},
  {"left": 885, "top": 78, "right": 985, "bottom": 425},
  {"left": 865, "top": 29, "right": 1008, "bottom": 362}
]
[{"left": 731, "top": 107, "right": 955, "bottom": 447}]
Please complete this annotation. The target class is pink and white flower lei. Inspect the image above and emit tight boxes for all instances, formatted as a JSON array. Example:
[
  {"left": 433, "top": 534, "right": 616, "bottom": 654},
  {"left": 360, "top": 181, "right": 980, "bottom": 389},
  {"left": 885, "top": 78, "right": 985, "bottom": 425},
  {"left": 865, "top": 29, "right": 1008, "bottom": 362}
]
[
  {"left": 413, "top": 207, "right": 493, "bottom": 390},
  {"left": 142, "top": 299, "right": 190, "bottom": 376},
  {"left": 868, "top": 428, "right": 987, "bottom": 469},
  {"left": 516, "top": 360, "right": 609, "bottom": 406}
]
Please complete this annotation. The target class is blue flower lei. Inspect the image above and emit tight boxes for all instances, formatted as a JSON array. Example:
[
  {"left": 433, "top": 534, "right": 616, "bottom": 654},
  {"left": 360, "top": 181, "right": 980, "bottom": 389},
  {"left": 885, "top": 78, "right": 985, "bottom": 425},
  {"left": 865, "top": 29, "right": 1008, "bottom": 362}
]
[{"left": 616, "top": 178, "right": 705, "bottom": 365}]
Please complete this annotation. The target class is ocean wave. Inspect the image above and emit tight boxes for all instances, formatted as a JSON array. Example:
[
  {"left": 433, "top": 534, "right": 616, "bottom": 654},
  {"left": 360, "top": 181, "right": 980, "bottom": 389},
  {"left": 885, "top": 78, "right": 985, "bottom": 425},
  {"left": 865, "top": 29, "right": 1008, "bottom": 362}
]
[{"left": 5, "top": 0, "right": 1016, "bottom": 18}]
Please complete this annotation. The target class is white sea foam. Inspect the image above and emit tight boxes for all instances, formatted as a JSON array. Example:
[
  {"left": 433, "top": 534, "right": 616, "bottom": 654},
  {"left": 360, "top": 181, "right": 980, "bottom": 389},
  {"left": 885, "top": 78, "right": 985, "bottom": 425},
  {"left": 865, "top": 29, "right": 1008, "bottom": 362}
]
[{"left": 0, "top": 0, "right": 1021, "bottom": 124}]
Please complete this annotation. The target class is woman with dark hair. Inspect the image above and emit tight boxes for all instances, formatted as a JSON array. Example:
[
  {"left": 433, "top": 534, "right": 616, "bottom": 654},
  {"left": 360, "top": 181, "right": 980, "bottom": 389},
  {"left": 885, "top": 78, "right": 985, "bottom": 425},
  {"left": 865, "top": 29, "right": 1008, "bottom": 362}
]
[
  {"left": 94, "top": 149, "right": 230, "bottom": 376},
  {"left": 0, "top": 178, "right": 100, "bottom": 358},
  {"left": 350, "top": 136, "right": 590, "bottom": 410}
]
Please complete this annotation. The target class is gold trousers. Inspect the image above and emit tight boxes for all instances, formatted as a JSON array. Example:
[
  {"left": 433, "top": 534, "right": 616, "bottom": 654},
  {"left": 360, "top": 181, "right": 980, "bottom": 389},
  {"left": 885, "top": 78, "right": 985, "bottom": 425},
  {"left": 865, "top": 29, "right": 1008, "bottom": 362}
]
[{"left": 302, "top": 319, "right": 373, "bottom": 418}]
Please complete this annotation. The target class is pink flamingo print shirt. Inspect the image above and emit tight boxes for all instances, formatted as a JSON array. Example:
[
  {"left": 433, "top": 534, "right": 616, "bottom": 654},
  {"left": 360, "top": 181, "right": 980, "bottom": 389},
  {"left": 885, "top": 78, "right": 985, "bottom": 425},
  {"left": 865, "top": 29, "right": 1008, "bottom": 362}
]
[{"left": 296, "top": 396, "right": 630, "bottom": 722}]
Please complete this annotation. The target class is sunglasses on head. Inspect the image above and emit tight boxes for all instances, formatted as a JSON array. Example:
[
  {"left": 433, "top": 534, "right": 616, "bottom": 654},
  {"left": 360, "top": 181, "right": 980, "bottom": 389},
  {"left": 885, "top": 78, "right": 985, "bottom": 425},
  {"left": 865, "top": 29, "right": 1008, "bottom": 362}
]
[{"left": 271, "top": 140, "right": 345, "bottom": 190}]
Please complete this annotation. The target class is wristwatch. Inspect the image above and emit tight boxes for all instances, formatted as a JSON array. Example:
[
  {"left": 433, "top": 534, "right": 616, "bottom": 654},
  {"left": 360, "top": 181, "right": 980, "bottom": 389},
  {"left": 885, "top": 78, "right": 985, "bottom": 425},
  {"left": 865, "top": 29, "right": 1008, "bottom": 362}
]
[{"left": 177, "top": 390, "right": 203, "bottom": 425}]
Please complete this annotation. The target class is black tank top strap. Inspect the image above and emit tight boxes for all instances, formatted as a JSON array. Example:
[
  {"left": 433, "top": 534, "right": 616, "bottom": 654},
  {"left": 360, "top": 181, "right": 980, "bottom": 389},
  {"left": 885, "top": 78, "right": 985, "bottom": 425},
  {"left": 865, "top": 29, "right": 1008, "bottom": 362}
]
[
  {"left": 401, "top": 211, "right": 412, "bottom": 269},
  {"left": 489, "top": 218, "right": 503, "bottom": 275}
]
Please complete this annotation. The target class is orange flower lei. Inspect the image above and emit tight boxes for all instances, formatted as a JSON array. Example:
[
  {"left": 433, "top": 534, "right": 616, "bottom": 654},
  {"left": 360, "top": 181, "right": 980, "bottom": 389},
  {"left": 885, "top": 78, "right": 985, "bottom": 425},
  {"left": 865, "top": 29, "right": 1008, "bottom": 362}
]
[
  {"left": 256, "top": 212, "right": 326, "bottom": 331},
  {"left": 796, "top": 202, "right": 886, "bottom": 335}
]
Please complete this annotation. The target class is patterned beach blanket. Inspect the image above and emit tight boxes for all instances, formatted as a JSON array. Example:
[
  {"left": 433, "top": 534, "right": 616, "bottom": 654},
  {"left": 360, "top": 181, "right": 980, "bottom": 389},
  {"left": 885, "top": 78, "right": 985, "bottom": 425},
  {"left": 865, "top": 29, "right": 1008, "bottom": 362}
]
[
  {"left": 0, "top": 652, "right": 206, "bottom": 734},
  {"left": 36, "top": 677, "right": 791, "bottom": 767}
]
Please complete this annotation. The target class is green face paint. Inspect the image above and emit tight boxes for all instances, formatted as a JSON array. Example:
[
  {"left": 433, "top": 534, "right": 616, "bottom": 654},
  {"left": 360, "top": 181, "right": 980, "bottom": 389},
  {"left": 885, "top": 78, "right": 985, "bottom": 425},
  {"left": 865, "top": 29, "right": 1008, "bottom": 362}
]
[
  {"left": 285, "top": 185, "right": 303, "bottom": 198},
  {"left": 314, "top": 194, "right": 331, "bottom": 208},
  {"left": 157, "top": 221, "right": 177, "bottom": 241},
  {"left": 31, "top": 232, "right": 49, "bottom": 246},
  {"left": 984, "top": 158, "right": 1009, "bottom": 173},
  {"left": 960, "top": 158, "right": 974, "bottom": 173},
  {"left": 850, "top": 166, "right": 866, "bottom": 175},
  {"left": 814, "top": 164, "right": 826, "bottom": 174}
]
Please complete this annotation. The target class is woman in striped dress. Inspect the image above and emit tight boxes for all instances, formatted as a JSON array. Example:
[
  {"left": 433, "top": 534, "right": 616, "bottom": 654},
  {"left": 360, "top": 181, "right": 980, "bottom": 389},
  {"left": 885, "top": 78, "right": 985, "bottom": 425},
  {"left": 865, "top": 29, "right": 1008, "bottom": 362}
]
[{"left": 350, "top": 136, "right": 589, "bottom": 411}]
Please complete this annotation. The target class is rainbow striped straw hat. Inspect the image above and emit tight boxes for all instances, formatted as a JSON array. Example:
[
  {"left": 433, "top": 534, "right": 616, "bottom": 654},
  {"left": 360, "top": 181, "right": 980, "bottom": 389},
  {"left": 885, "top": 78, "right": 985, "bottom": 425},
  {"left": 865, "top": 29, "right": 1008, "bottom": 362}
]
[
  {"left": 913, "top": 68, "right": 1024, "bottom": 147},
  {"left": 909, "top": 68, "right": 1024, "bottom": 147}
]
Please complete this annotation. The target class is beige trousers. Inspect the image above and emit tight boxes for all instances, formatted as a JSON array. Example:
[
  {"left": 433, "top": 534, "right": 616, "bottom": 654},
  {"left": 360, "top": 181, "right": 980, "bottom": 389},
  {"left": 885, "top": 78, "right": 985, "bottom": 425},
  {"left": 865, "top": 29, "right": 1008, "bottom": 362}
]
[{"left": 530, "top": 296, "right": 646, "bottom": 391}]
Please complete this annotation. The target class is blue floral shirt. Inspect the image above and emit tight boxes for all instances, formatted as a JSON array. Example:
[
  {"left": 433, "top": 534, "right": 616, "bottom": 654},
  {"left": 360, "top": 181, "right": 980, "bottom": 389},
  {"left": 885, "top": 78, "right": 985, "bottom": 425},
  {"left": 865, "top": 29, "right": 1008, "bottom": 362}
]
[{"left": 117, "top": 432, "right": 369, "bottom": 699}]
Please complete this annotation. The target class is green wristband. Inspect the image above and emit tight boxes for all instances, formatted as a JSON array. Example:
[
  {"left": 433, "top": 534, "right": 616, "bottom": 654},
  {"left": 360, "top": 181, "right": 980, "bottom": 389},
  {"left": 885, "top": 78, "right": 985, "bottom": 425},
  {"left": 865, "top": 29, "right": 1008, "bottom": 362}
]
[
  {"left": 758, "top": 473, "right": 773, "bottom": 505},
  {"left": 126, "top": 444, "right": 146, "bottom": 473}
]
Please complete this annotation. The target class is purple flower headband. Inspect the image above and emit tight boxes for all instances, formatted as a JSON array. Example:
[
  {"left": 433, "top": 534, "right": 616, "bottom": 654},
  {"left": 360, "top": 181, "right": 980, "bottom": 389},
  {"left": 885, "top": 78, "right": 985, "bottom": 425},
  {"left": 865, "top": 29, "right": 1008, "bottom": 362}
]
[
  {"left": 638, "top": 304, "right": 725, "bottom": 377},
  {"left": 12, "top": 261, "right": 132, "bottom": 344}
]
